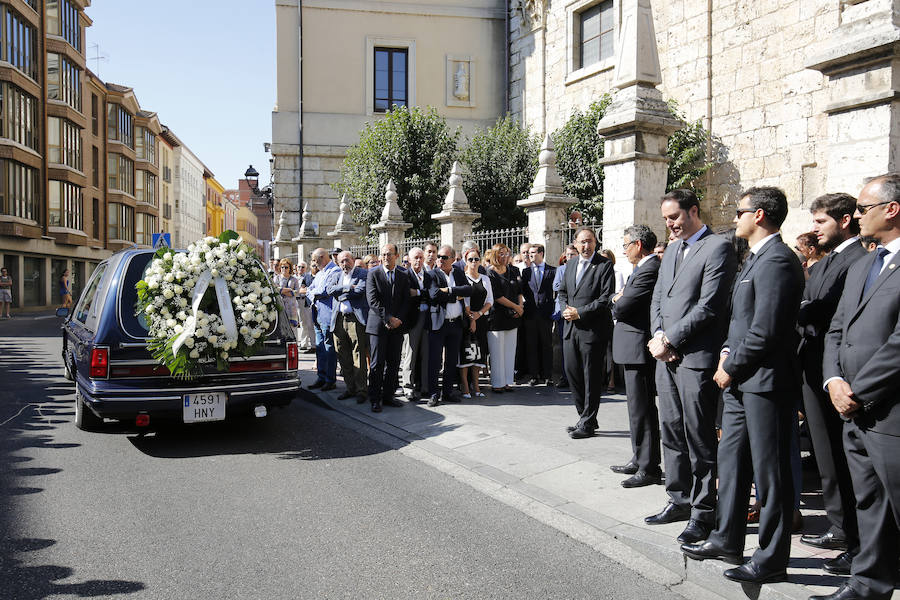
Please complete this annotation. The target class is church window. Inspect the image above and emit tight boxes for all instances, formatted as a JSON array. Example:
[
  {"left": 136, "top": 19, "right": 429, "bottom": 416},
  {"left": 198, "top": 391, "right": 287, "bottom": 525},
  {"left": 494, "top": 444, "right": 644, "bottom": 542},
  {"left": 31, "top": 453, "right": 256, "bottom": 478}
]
[
  {"left": 579, "top": 0, "right": 614, "bottom": 68},
  {"left": 374, "top": 47, "right": 408, "bottom": 112}
]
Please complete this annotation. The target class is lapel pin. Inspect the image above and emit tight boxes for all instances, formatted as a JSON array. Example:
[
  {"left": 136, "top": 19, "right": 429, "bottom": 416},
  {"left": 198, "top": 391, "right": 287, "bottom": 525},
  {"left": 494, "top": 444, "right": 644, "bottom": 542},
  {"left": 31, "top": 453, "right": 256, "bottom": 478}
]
[{"left": 890, "top": 264, "right": 896, "bottom": 270}]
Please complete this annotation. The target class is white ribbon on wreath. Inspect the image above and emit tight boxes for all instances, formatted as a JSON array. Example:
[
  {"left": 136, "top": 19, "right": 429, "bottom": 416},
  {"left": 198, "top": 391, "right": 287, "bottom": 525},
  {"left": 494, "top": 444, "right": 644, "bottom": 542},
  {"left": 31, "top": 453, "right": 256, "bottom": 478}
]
[{"left": 172, "top": 270, "right": 238, "bottom": 355}]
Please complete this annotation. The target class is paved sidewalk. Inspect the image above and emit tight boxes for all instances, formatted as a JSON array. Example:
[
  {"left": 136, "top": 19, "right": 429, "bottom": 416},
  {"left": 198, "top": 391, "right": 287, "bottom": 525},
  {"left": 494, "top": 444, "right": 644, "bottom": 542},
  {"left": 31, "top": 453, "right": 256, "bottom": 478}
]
[{"left": 297, "top": 353, "right": 896, "bottom": 600}]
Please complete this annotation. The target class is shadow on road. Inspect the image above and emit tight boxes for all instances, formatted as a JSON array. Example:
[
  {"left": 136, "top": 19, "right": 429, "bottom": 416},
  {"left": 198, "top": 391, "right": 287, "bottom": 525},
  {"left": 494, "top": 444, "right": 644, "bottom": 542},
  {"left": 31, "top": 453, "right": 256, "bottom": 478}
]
[{"left": 1, "top": 317, "right": 147, "bottom": 598}]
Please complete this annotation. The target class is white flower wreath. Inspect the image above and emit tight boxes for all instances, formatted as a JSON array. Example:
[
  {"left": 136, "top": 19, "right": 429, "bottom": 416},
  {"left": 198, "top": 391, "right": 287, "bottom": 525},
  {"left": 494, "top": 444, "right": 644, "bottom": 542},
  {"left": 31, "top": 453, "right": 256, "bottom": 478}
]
[{"left": 135, "top": 231, "right": 279, "bottom": 379}]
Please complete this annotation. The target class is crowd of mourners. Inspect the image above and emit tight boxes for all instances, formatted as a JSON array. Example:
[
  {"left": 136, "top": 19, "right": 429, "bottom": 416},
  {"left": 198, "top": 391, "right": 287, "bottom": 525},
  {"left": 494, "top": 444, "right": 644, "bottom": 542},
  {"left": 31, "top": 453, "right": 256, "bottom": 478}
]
[{"left": 269, "top": 174, "right": 900, "bottom": 600}]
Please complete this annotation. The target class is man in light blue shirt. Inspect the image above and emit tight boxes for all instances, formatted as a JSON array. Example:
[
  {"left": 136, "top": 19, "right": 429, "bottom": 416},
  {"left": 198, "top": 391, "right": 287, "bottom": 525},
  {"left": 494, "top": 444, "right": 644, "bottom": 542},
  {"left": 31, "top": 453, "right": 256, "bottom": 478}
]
[{"left": 307, "top": 247, "right": 340, "bottom": 390}]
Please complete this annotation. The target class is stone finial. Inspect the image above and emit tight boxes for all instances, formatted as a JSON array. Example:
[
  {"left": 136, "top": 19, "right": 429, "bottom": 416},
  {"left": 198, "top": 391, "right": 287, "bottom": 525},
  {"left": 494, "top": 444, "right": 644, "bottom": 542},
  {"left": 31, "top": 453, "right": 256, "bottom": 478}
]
[
  {"left": 527, "top": 133, "right": 564, "bottom": 196},
  {"left": 381, "top": 179, "right": 403, "bottom": 221},
  {"left": 612, "top": 0, "right": 662, "bottom": 90},
  {"left": 298, "top": 201, "right": 316, "bottom": 237},
  {"left": 273, "top": 210, "right": 287, "bottom": 242},
  {"left": 333, "top": 194, "right": 357, "bottom": 231},
  {"left": 442, "top": 161, "right": 472, "bottom": 212}
]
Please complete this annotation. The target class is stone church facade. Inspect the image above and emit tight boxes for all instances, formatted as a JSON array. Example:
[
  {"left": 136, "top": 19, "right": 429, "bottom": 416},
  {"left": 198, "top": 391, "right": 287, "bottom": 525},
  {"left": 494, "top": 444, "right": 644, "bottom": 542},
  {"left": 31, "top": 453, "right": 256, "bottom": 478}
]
[{"left": 271, "top": 0, "right": 900, "bottom": 251}]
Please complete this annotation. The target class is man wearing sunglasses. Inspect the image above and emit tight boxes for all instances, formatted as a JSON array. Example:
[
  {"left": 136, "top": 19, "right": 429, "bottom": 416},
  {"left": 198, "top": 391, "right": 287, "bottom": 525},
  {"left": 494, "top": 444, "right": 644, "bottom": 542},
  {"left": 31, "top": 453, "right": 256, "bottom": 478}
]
[
  {"left": 424, "top": 245, "right": 474, "bottom": 406},
  {"left": 816, "top": 174, "right": 900, "bottom": 600}
]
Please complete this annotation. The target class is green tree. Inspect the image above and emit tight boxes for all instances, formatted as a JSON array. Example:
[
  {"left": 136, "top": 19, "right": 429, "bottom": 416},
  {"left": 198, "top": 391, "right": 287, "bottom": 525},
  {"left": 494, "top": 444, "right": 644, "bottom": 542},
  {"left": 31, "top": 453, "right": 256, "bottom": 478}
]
[
  {"left": 460, "top": 115, "right": 540, "bottom": 229},
  {"left": 666, "top": 101, "right": 713, "bottom": 200},
  {"left": 553, "top": 95, "right": 612, "bottom": 223},
  {"left": 334, "top": 106, "right": 460, "bottom": 239},
  {"left": 553, "top": 95, "right": 712, "bottom": 224}
]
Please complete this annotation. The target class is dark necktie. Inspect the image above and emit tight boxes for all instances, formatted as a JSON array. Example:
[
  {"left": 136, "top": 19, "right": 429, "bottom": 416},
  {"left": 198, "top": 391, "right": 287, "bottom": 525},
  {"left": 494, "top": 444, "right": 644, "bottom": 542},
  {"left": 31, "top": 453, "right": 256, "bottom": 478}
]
[
  {"left": 863, "top": 247, "right": 890, "bottom": 295},
  {"left": 674, "top": 241, "right": 688, "bottom": 272}
]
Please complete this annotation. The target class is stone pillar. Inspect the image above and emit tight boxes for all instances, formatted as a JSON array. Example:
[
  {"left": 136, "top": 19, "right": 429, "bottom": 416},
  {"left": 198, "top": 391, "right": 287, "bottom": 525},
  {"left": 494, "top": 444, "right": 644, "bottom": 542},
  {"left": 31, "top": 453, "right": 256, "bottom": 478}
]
[
  {"left": 270, "top": 144, "right": 301, "bottom": 242},
  {"left": 372, "top": 180, "right": 412, "bottom": 249},
  {"left": 327, "top": 193, "right": 361, "bottom": 250},
  {"left": 292, "top": 202, "right": 321, "bottom": 263},
  {"left": 517, "top": 134, "right": 575, "bottom": 261},
  {"left": 597, "top": 0, "right": 679, "bottom": 262},
  {"left": 432, "top": 162, "right": 478, "bottom": 251},
  {"left": 807, "top": 0, "right": 900, "bottom": 194}
]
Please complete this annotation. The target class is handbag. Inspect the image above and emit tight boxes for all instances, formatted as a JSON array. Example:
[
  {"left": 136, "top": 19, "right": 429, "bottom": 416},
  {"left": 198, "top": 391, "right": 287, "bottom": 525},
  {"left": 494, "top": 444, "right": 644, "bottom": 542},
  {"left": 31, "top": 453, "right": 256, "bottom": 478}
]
[{"left": 461, "top": 327, "right": 483, "bottom": 363}]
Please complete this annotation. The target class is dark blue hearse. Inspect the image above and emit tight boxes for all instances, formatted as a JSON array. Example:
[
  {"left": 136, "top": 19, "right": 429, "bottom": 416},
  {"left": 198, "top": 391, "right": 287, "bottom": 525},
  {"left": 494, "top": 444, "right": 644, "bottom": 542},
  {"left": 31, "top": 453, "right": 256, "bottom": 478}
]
[{"left": 60, "top": 248, "right": 300, "bottom": 430}]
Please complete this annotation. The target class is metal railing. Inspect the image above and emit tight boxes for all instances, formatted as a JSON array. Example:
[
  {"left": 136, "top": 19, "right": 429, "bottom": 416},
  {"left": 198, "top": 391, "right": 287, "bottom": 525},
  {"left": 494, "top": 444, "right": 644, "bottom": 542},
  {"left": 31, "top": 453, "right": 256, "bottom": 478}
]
[
  {"left": 463, "top": 227, "right": 529, "bottom": 253},
  {"left": 397, "top": 236, "right": 439, "bottom": 257},
  {"left": 348, "top": 243, "right": 379, "bottom": 258},
  {"left": 548, "top": 221, "right": 603, "bottom": 250}
]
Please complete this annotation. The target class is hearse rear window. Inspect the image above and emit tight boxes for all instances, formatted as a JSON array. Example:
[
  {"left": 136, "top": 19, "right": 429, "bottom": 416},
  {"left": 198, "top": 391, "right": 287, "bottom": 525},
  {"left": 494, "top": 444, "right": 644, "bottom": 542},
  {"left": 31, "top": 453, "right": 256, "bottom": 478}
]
[{"left": 119, "top": 253, "right": 156, "bottom": 339}]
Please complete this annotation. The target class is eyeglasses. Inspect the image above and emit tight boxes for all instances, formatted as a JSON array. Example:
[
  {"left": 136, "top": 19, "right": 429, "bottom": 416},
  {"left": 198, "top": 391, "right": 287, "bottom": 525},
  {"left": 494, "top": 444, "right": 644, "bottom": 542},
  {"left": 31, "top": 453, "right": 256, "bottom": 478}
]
[
  {"left": 437, "top": 254, "right": 451, "bottom": 260},
  {"left": 735, "top": 207, "right": 755, "bottom": 218},
  {"left": 467, "top": 257, "right": 480, "bottom": 262},
  {"left": 856, "top": 200, "right": 894, "bottom": 215},
  {"left": 622, "top": 240, "right": 636, "bottom": 251},
  {"left": 280, "top": 265, "right": 290, "bottom": 269}
]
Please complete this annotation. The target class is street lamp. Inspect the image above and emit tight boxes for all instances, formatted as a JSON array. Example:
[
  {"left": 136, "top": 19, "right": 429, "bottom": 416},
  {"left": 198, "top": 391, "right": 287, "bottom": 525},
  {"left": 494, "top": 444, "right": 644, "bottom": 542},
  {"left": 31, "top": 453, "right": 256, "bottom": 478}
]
[{"left": 244, "top": 164, "right": 275, "bottom": 259}]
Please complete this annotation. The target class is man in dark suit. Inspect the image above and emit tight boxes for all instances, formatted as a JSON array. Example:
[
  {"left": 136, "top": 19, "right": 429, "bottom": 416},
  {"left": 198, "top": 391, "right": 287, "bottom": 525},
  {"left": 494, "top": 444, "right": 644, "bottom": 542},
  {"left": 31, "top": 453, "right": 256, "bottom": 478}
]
[
  {"left": 424, "top": 245, "right": 473, "bottom": 407},
  {"left": 796, "top": 193, "right": 867, "bottom": 576},
  {"left": 646, "top": 189, "right": 737, "bottom": 546},
  {"left": 813, "top": 174, "right": 900, "bottom": 600},
  {"left": 681, "top": 187, "right": 804, "bottom": 585},
  {"left": 522, "top": 243, "right": 557, "bottom": 385},
  {"left": 365, "top": 243, "right": 412, "bottom": 413},
  {"left": 326, "top": 251, "right": 370, "bottom": 402},
  {"left": 611, "top": 225, "right": 662, "bottom": 488},
  {"left": 400, "top": 247, "right": 429, "bottom": 402},
  {"left": 557, "top": 226, "right": 616, "bottom": 439}
]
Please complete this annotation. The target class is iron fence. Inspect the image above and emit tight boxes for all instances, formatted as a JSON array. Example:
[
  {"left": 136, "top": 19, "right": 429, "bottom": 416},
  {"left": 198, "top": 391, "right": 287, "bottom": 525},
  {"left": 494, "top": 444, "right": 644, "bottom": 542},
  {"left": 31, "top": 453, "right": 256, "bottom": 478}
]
[
  {"left": 398, "top": 236, "right": 439, "bottom": 257},
  {"left": 463, "top": 226, "right": 529, "bottom": 253},
  {"left": 348, "top": 243, "right": 379, "bottom": 258}
]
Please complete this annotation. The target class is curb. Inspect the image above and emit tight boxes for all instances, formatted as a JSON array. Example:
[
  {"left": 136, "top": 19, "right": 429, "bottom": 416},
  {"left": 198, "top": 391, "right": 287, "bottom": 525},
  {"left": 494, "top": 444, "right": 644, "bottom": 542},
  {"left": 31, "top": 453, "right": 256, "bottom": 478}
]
[{"left": 299, "top": 388, "right": 825, "bottom": 600}]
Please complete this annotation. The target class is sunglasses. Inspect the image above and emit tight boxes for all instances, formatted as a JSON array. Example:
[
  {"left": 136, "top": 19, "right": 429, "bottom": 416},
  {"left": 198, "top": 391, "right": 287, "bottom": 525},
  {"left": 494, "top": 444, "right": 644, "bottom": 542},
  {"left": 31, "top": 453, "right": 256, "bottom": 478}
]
[
  {"left": 437, "top": 254, "right": 451, "bottom": 260},
  {"left": 280, "top": 265, "right": 291, "bottom": 269},
  {"left": 735, "top": 207, "right": 755, "bottom": 218},
  {"left": 467, "top": 257, "right": 480, "bottom": 262},
  {"left": 856, "top": 200, "right": 893, "bottom": 215}
]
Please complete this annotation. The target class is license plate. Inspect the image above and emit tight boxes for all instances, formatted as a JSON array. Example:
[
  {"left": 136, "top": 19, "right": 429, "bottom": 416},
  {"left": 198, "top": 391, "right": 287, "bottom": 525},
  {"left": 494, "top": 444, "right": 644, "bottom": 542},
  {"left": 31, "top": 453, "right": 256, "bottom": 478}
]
[{"left": 183, "top": 393, "right": 226, "bottom": 423}]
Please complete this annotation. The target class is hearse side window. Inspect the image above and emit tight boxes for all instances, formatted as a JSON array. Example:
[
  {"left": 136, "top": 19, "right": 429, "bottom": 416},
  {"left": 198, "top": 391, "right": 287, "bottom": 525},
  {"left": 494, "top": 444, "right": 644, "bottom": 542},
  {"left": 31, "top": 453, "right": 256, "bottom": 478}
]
[
  {"left": 74, "top": 263, "right": 107, "bottom": 324},
  {"left": 119, "top": 253, "right": 157, "bottom": 339}
]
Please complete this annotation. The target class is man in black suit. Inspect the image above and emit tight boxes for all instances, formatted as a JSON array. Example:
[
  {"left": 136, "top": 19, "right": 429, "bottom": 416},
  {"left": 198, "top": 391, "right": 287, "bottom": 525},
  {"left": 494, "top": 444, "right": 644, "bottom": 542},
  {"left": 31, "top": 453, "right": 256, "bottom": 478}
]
[
  {"left": 813, "top": 174, "right": 900, "bottom": 600},
  {"left": 796, "top": 193, "right": 866, "bottom": 576},
  {"left": 681, "top": 187, "right": 804, "bottom": 585},
  {"left": 424, "top": 245, "right": 473, "bottom": 407},
  {"left": 522, "top": 243, "right": 557, "bottom": 385},
  {"left": 646, "top": 189, "right": 737, "bottom": 546},
  {"left": 611, "top": 225, "right": 662, "bottom": 488},
  {"left": 365, "top": 243, "right": 412, "bottom": 413},
  {"left": 557, "top": 226, "right": 616, "bottom": 439}
]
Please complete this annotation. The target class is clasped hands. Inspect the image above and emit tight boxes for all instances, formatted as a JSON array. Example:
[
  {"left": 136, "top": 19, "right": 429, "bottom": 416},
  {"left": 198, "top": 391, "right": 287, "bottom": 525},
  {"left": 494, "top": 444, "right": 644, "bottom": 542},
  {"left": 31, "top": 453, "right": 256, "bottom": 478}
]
[
  {"left": 827, "top": 379, "right": 860, "bottom": 417},
  {"left": 648, "top": 332, "right": 679, "bottom": 363},
  {"left": 561, "top": 305, "right": 580, "bottom": 321},
  {"left": 385, "top": 316, "right": 403, "bottom": 330}
]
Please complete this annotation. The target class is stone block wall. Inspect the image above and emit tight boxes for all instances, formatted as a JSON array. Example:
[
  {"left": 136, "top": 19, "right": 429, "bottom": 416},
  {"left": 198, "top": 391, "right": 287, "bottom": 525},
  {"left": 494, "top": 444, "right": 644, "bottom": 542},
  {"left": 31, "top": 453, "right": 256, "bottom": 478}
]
[
  {"left": 511, "top": 0, "right": 847, "bottom": 240},
  {"left": 300, "top": 144, "right": 349, "bottom": 235}
]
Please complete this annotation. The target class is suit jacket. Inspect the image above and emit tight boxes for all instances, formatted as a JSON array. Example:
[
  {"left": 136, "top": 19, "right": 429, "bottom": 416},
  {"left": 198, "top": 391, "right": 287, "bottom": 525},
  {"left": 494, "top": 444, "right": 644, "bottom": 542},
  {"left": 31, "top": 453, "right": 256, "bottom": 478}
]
[
  {"left": 424, "top": 267, "right": 473, "bottom": 331},
  {"left": 824, "top": 245, "right": 900, "bottom": 436},
  {"left": 522, "top": 262, "right": 557, "bottom": 319},
  {"left": 650, "top": 228, "right": 737, "bottom": 369},
  {"left": 325, "top": 267, "right": 369, "bottom": 327},
  {"left": 722, "top": 235, "right": 805, "bottom": 392},
  {"left": 612, "top": 256, "right": 661, "bottom": 365},
  {"left": 365, "top": 267, "right": 412, "bottom": 335},
  {"left": 797, "top": 240, "right": 867, "bottom": 375},
  {"left": 557, "top": 252, "right": 616, "bottom": 344},
  {"left": 403, "top": 267, "right": 429, "bottom": 331}
]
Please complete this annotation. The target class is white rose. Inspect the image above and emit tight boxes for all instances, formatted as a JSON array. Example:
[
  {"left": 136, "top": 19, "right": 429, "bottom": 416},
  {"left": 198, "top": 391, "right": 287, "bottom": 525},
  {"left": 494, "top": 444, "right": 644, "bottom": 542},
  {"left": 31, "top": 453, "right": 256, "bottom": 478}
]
[
  {"left": 165, "top": 274, "right": 174, "bottom": 283},
  {"left": 149, "top": 280, "right": 159, "bottom": 290},
  {"left": 189, "top": 349, "right": 200, "bottom": 359},
  {"left": 239, "top": 325, "right": 249, "bottom": 335},
  {"left": 176, "top": 311, "right": 187, "bottom": 321},
  {"left": 166, "top": 319, "right": 176, "bottom": 328},
  {"left": 220, "top": 351, "right": 229, "bottom": 359},
  {"left": 164, "top": 252, "right": 173, "bottom": 262},
  {"left": 145, "top": 305, "right": 155, "bottom": 314},
  {"left": 251, "top": 329, "right": 261, "bottom": 339},
  {"left": 217, "top": 325, "right": 226, "bottom": 334},
  {"left": 241, "top": 311, "right": 252, "bottom": 321},
  {"left": 178, "top": 297, "right": 188, "bottom": 308},
  {"left": 184, "top": 337, "right": 194, "bottom": 348},
  {"left": 158, "top": 331, "right": 167, "bottom": 339},
  {"left": 163, "top": 289, "right": 174, "bottom": 299},
  {"left": 208, "top": 335, "right": 218, "bottom": 344},
  {"left": 262, "top": 296, "right": 271, "bottom": 304},
  {"left": 173, "top": 285, "right": 183, "bottom": 295}
]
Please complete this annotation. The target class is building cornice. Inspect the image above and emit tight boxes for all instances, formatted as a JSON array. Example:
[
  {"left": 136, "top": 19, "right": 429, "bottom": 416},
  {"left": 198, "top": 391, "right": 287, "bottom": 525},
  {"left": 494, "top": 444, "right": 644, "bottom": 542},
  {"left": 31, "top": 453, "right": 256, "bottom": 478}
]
[{"left": 302, "top": 0, "right": 506, "bottom": 20}]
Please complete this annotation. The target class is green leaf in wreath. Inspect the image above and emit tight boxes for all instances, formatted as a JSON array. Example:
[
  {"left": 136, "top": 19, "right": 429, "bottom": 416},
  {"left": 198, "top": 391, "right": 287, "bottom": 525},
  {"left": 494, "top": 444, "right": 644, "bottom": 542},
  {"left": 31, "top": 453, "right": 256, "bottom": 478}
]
[{"left": 219, "top": 230, "right": 240, "bottom": 244}]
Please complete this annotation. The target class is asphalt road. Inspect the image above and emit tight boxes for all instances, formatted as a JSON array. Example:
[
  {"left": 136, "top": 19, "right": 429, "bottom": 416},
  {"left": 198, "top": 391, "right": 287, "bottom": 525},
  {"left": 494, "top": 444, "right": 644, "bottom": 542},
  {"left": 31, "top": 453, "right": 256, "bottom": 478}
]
[{"left": 0, "top": 315, "right": 680, "bottom": 600}]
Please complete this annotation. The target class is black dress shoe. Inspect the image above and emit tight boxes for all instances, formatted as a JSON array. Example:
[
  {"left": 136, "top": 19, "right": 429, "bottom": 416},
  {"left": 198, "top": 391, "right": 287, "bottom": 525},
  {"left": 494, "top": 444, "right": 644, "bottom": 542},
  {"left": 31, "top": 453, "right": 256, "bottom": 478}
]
[
  {"left": 677, "top": 519, "right": 712, "bottom": 544},
  {"left": 337, "top": 391, "right": 355, "bottom": 400},
  {"left": 566, "top": 425, "right": 578, "bottom": 433},
  {"left": 321, "top": 382, "right": 336, "bottom": 391},
  {"left": 680, "top": 540, "right": 743, "bottom": 565},
  {"left": 822, "top": 551, "right": 853, "bottom": 576},
  {"left": 723, "top": 561, "right": 786, "bottom": 584},
  {"left": 610, "top": 462, "right": 639, "bottom": 475},
  {"left": 528, "top": 377, "right": 539, "bottom": 386},
  {"left": 800, "top": 531, "right": 849, "bottom": 551},
  {"left": 355, "top": 394, "right": 367, "bottom": 404},
  {"left": 556, "top": 379, "right": 569, "bottom": 389},
  {"left": 621, "top": 471, "right": 663, "bottom": 488},
  {"left": 371, "top": 402, "right": 382, "bottom": 413},
  {"left": 645, "top": 503, "right": 691, "bottom": 525},
  {"left": 569, "top": 428, "right": 595, "bottom": 439},
  {"left": 443, "top": 392, "right": 462, "bottom": 403},
  {"left": 308, "top": 380, "right": 326, "bottom": 390},
  {"left": 809, "top": 583, "right": 866, "bottom": 600},
  {"left": 383, "top": 397, "right": 404, "bottom": 408}
]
